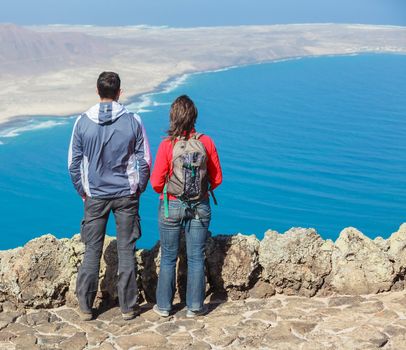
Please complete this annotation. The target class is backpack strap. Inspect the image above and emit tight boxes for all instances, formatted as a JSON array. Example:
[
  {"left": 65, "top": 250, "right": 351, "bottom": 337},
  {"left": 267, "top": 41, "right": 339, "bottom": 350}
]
[
  {"left": 209, "top": 188, "right": 218, "bottom": 205},
  {"left": 163, "top": 138, "right": 180, "bottom": 219},
  {"left": 193, "top": 132, "right": 217, "bottom": 204},
  {"left": 163, "top": 183, "right": 169, "bottom": 218},
  {"left": 193, "top": 132, "right": 203, "bottom": 140}
]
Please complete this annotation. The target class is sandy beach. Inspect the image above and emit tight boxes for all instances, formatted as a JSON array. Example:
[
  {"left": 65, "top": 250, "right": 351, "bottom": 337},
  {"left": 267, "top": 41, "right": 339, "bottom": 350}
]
[{"left": 1, "top": 23, "right": 406, "bottom": 125}]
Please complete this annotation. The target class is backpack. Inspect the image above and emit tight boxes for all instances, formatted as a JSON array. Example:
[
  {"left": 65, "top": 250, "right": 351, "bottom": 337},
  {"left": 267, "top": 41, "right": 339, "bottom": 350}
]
[
  {"left": 163, "top": 133, "right": 217, "bottom": 219},
  {"left": 166, "top": 133, "right": 208, "bottom": 201}
]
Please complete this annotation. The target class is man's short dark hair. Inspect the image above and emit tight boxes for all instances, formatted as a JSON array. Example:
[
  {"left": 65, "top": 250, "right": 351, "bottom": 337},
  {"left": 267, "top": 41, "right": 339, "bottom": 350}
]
[{"left": 97, "top": 72, "right": 121, "bottom": 99}]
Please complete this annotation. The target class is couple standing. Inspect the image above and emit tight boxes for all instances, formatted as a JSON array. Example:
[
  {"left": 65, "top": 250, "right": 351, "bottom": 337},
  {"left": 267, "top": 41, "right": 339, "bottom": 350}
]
[{"left": 68, "top": 72, "right": 222, "bottom": 321}]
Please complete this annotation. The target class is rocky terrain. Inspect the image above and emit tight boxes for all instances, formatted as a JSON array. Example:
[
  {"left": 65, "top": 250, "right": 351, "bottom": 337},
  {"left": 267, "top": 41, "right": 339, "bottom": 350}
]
[
  {"left": 1, "top": 291, "right": 406, "bottom": 349},
  {"left": 1, "top": 224, "right": 406, "bottom": 349}
]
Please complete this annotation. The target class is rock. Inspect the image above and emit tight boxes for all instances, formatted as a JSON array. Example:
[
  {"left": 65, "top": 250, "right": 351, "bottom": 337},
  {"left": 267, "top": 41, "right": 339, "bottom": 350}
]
[
  {"left": 0, "top": 330, "right": 16, "bottom": 342},
  {"left": 244, "top": 299, "right": 268, "bottom": 311},
  {"left": 0, "top": 311, "right": 23, "bottom": 330},
  {"left": 1, "top": 301, "right": 17, "bottom": 312},
  {"left": 97, "top": 343, "right": 116, "bottom": 350},
  {"left": 115, "top": 332, "right": 167, "bottom": 349},
  {"left": 206, "top": 234, "right": 260, "bottom": 299},
  {"left": 391, "top": 335, "right": 406, "bottom": 350},
  {"left": 192, "top": 326, "right": 225, "bottom": 342},
  {"left": 276, "top": 306, "right": 310, "bottom": 321},
  {"left": 167, "top": 331, "right": 193, "bottom": 346},
  {"left": 137, "top": 242, "right": 160, "bottom": 303},
  {"left": 53, "top": 308, "right": 83, "bottom": 324},
  {"left": 1, "top": 224, "right": 406, "bottom": 312},
  {"left": 212, "top": 334, "right": 238, "bottom": 347},
  {"left": 374, "top": 236, "right": 389, "bottom": 251},
  {"left": 87, "top": 329, "right": 108, "bottom": 346},
  {"left": 120, "top": 321, "right": 151, "bottom": 335},
  {"left": 35, "top": 322, "right": 78, "bottom": 337},
  {"left": 95, "top": 236, "right": 121, "bottom": 309},
  {"left": 3, "top": 323, "right": 31, "bottom": 335},
  {"left": 175, "top": 319, "right": 205, "bottom": 331},
  {"left": 207, "top": 314, "right": 244, "bottom": 328},
  {"left": 290, "top": 321, "right": 317, "bottom": 335},
  {"left": 193, "top": 325, "right": 234, "bottom": 347},
  {"left": 384, "top": 324, "right": 406, "bottom": 337},
  {"left": 155, "top": 322, "right": 180, "bottom": 336},
  {"left": 238, "top": 319, "right": 272, "bottom": 336},
  {"left": 37, "top": 334, "right": 69, "bottom": 346},
  {"left": 191, "top": 340, "right": 212, "bottom": 349},
  {"left": 59, "top": 332, "right": 88, "bottom": 350},
  {"left": 373, "top": 309, "right": 399, "bottom": 322},
  {"left": 3, "top": 233, "right": 141, "bottom": 311},
  {"left": 327, "top": 295, "right": 366, "bottom": 307},
  {"left": 259, "top": 228, "right": 333, "bottom": 296},
  {"left": 349, "top": 301, "right": 385, "bottom": 314},
  {"left": 62, "top": 235, "right": 84, "bottom": 307},
  {"left": 346, "top": 325, "right": 389, "bottom": 348},
  {"left": 328, "top": 227, "right": 396, "bottom": 294},
  {"left": 388, "top": 223, "right": 406, "bottom": 290},
  {"left": 139, "top": 307, "right": 165, "bottom": 322},
  {"left": 317, "top": 315, "right": 363, "bottom": 335},
  {"left": 0, "top": 247, "right": 22, "bottom": 305},
  {"left": 0, "top": 289, "right": 405, "bottom": 349},
  {"left": 0, "top": 235, "right": 75, "bottom": 308},
  {"left": 249, "top": 280, "right": 276, "bottom": 299},
  {"left": 262, "top": 322, "right": 305, "bottom": 346},
  {"left": 22, "top": 310, "right": 59, "bottom": 326},
  {"left": 137, "top": 236, "right": 190, "bottom": 305},
  {"left": 250, "top": 309, "right": 277, "bottom": 323},
  {"left": 12, "top": 334, "right": 38, "bottom": 348},
  {"left": 283, "top": 296, "right": 326, "bottom": 309},
  {"left": 301, "top": 343, "right": 336, "bottom": 350}
]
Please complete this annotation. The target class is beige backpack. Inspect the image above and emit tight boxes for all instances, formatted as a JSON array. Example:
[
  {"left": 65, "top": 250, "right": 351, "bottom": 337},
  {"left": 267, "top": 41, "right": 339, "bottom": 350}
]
[{"left": 166, "top": 133, "right": 208, "bottom": 202}]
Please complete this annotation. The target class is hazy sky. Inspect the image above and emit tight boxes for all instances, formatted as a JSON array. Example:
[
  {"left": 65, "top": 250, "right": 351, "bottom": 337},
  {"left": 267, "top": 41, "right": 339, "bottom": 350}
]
[{"left": 1, "top": 0, "right": 405, "bottom": 26}]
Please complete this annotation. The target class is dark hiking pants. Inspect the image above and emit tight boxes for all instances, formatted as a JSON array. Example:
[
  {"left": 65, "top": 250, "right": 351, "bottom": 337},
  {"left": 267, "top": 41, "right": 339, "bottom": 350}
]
[{"left": 76, "top": 194, "right": 141, "bottom": 314}]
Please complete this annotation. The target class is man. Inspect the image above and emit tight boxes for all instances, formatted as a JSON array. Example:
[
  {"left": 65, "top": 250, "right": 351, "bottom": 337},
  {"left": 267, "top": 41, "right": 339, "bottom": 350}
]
[{"left": 68, "top": 71, "right": 151, "bottom": 321}]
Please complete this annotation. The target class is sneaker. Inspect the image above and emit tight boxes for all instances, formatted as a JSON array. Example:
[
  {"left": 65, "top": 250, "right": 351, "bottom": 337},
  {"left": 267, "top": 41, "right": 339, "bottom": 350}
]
[
  {"left": 77, "top": 309, "right": 93, "bottom": 321},
  {"left": 152, "top": 304, "right": 170, "bottom": 317},
  {"left": 122, "top": 310, "right": 137, "bottom": 321},
  {"left": 186, "top": 304, "right": 208, "bottom": 318}
]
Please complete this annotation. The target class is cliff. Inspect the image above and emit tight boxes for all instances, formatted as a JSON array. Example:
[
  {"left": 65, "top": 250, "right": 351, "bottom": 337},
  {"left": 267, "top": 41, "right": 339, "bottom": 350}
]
[{"left": 1, "top": 224, "right": 406, "bottom": 309}]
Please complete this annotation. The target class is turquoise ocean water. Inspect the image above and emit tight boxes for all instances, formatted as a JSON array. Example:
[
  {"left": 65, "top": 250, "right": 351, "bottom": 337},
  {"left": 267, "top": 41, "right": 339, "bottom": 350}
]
[{"left": 0, "top": 54, "right": 405, "bottom": 249}]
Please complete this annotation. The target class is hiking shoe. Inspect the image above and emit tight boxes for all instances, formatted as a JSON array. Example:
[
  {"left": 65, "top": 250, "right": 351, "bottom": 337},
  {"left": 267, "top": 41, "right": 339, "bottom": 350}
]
[
  {"left": 186, "top": 304, "right": 208, "bottom": 318},
  {"left": 153, "top": 304, "right": 170, "bottom": 317},
  {"left": 122, "top": 310, "right": 137, "bottom": 321},
  {"left": 77, "top": 309, "right": 93, "bottom": 321}
]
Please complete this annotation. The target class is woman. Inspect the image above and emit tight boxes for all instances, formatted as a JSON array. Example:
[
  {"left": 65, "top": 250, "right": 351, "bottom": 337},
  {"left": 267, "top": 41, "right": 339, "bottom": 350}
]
[{"left": 150, "top": 95, "right": 222, "bottom": 317}]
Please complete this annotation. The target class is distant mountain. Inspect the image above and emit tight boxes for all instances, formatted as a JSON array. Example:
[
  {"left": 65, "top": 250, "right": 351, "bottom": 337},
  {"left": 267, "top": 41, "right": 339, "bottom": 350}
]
[{"left": 0, "top": 24, "right": 112, "bottom": 75}]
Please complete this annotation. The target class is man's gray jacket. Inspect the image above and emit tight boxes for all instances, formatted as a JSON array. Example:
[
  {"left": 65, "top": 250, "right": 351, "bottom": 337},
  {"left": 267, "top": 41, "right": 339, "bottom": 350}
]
[{"left": 68, "top": 101, "right": 151, "bottom": 198}]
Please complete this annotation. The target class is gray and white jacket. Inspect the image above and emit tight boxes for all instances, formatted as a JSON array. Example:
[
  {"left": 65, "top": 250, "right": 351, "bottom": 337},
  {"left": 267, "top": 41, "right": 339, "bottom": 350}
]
[{"left": 68, "top": 101, "right": 151, "bottom": 198}]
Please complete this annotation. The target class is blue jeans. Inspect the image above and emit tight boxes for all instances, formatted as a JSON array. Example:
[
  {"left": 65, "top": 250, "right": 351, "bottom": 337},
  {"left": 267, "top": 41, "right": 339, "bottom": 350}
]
[{"left": 156, "top": 198, "right": 211, "bottom": 312}]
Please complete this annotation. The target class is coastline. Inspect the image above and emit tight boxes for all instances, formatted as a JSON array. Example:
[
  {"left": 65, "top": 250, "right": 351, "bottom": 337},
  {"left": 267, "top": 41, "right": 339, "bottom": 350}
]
[
  {"left": 1, "top": 23, "right": 406, "bottom": 126},
  {"left": 1, "top": 25, "right": 406, "bottom": 252},
  {"left": 2, "top": 50, "right": 406, "bottom": 133},
  {"left": 1, "top": 53, "right": 406, "bottom": 249}
]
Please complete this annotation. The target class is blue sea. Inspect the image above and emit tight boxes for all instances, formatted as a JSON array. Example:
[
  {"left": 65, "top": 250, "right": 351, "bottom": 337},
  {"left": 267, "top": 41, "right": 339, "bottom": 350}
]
[{"left": 0, "top": 54, "right": 405, "bottom": 250}]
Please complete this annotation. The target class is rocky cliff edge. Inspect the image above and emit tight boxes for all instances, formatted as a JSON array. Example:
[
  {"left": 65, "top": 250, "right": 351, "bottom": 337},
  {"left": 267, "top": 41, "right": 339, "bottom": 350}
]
[{"left": 1, "top": 225, "right": 406, "bottom": 309}]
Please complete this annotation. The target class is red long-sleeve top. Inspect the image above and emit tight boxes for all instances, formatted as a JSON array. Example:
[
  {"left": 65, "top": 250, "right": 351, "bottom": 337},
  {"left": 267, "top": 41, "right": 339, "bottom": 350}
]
[{"left": 150, "top": 132, "right": 222, "bottom": 200}]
